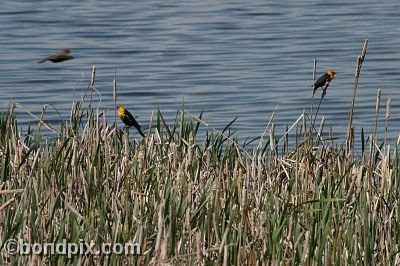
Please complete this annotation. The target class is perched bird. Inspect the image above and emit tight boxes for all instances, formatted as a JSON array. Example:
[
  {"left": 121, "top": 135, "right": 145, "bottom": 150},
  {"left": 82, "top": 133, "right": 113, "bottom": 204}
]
[
  {"left": 118, "top": 105, "right": 145, "bottom": 137},
  {"left": 37, "top": 48, "right": 74, "bottom": 64},
  {"left": 313, "top": 69, "right": 336, "bottom": 96}
]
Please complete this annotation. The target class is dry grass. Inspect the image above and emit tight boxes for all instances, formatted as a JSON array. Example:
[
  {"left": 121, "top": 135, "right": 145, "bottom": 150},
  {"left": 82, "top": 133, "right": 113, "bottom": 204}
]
[{"left": 1, "top": 39, "right": 400, "bottom": 265}]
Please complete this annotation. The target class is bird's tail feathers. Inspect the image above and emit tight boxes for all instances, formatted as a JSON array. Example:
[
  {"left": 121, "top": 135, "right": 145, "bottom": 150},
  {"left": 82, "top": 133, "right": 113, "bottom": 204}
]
[{"left": 137, "top": 127, "right": 145, "bottom": 137}]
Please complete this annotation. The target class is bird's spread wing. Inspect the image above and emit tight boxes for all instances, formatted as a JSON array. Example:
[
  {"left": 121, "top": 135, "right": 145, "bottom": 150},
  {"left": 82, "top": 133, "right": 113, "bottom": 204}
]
[{"left": 37, "top": 49, "right": 73, "bottom": 63}]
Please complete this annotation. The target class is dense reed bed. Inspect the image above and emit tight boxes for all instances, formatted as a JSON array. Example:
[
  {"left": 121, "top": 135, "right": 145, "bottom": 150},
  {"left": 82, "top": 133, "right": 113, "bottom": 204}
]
[{"left": 1, "top": 39, "right": 400, "bottom": 265}]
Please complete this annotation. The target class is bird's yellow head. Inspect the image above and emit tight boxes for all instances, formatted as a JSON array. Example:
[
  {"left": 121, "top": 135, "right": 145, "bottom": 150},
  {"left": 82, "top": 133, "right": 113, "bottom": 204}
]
[
  {"left": 327, "top": 69, "right": 336, "bottom": 80},
  {"left": 117, "top": 105, "right": 126, "bottom": 117}
]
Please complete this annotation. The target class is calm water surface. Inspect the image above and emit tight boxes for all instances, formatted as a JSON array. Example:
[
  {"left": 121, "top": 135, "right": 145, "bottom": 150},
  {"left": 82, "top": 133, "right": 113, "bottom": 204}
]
[{"left": 1, "top": 0, "right": 400, "bottom": 147}]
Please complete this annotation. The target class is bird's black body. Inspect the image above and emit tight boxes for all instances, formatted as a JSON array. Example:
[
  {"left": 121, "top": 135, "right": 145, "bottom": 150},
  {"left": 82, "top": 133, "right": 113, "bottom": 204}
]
[
  {"left": 313, "top": 70, "right": 335, "bottom": 96},
  {"left": 119, "top": 106, "right": 145, "bottom": 137}
]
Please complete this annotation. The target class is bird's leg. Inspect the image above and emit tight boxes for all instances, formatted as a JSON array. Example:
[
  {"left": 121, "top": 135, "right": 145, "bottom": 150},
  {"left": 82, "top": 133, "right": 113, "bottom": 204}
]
[{"left": 321, "top": 82, "right": 330, "bottom": 101}]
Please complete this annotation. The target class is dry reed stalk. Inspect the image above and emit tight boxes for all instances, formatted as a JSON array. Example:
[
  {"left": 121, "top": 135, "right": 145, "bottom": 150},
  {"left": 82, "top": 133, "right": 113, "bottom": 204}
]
[
  {"left": 113, "top": 70, "right": 117, "bottom": 126},
  {"left": 311, "top": 58, "right": 317, "bottom": 133},
  {"left": 269, "top": 123, "right": 275, "bottom": 155},
  {"left": 89, "top": 65, "right": 96, "bottom": 108},
  {"left": 312, "top": 89, "right": 327, "bottom": 130},
  {"left": 0, "top": 198, "right": 15, "bottom": 212},
  {"left": 256, "top": 105, "right": 277, "bottom": 152},
  {"left": 346, "top": 38, "right": 368, "bottom": 156},
  {"left": 196, "top": 231, "right": 202, "bottom": 264},
  {"left": 374, "top": 88, "right": 381, "bottom": 139},
  {"left": 82, "top": 65, "right": 97, "bottom": 109},
  {"left": 316, "top": 116, "right": 325, "bottom": 145},
  {"left": 272, "top": 113, "right": 304, "bottom": 151},
  {"left": 0, "top": 188, "right": 24, "bottom": 195},
  {"left": 14, "top": 103, "right": 57, "bottom": 133},
  {"left": 384, "top": 97, "right": 391, "bottom": 145},
  {"left": 180, "top": 108, "right": 184, "bottom": 147},
  {"left": 38, "top": 103, "right": 63, "bottom": 133}
]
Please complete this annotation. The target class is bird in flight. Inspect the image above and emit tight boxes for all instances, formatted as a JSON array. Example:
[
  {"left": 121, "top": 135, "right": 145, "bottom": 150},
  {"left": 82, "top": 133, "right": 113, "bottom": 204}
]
[
  {"left": 117, "top": 105, "right": 145, "bottom": 137},
  {"left": 313, "top": 69, "right": 336, "bottom": 96},
  {"left": 37, "top": 48, "right": 74, "bottom": 64}
]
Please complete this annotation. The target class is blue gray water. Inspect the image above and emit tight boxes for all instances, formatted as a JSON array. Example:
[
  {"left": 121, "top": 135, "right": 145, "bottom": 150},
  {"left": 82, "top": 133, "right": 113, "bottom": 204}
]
[{"left": 1, "top": 0, "right": 400, "bottom": 146}]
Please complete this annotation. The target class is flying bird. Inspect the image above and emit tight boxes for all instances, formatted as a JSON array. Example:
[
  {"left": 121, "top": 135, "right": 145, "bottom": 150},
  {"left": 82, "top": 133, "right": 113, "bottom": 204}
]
[
  {"left": 37, "top": 48, "right": 74, "bottom": 64},
  {"left": 117, "top": 105, "right": 145, "bottom": 137},
  {"left": 313, "top": 69, "right": 336, "bottom": 96}
]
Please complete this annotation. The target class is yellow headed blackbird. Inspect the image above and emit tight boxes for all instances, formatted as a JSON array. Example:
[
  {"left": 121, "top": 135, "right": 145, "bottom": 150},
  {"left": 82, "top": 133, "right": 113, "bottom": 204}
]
[
  {"left": 313, "top": 69, "right": 336, "bottom": 96},
  {"left": 118, "top": 105, "right": 145, "bottom": 137},
  {"left": 37, "top": 48, "right": 74, "bottom": 64}
]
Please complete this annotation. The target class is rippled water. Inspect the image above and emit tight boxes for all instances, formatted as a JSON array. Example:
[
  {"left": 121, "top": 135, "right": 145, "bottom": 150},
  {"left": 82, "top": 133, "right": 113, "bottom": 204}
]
[{"left": 1, "top": 0, "right": 400, "bottom": 146}]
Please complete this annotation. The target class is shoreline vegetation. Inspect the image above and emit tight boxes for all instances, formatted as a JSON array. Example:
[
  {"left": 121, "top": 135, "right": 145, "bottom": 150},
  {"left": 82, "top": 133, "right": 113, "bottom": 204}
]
[{"left": 1, "top": 39, "right": 400, "bottom": 265}]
